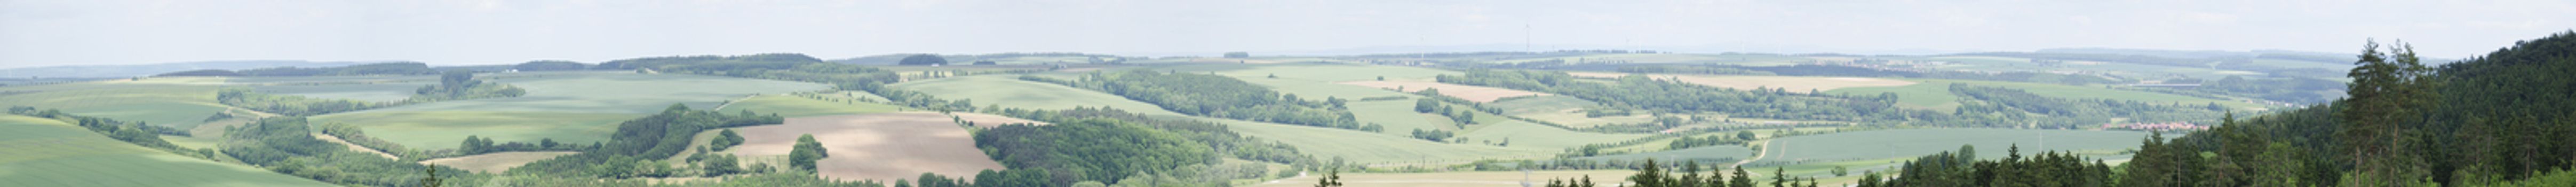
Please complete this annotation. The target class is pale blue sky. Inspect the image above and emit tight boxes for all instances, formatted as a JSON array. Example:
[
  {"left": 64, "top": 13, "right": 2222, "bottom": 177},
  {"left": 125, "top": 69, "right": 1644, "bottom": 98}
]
[{"left": 3, "top": 0, "right": 2570, "bottom": 68}]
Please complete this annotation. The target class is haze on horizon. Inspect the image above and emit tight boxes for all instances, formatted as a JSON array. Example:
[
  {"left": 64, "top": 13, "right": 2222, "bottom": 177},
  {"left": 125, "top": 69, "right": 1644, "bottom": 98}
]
[{"left": 2, "top": 0, "right": 2570, "bottom": 68}]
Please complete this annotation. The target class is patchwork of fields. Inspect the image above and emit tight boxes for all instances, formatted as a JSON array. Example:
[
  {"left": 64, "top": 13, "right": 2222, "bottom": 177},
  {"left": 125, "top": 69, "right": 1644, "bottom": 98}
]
[
  {"left": 1824, "top": 79, "right": 2268, "bottom": 111},
  {"left": 0, "top": 115, "right": 336, "bottom": 186},
  {"left": 313, "top": 72, "right": 825, "bottom": 149}
]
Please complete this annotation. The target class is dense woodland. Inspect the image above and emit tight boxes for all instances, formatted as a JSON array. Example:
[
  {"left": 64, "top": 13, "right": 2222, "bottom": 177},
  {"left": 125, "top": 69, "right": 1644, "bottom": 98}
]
[
  {"left": 1022, "top": 70, "right": 1361, "bottom": 128},
  {"left": 1645, "top": 33, "right": 2576, "bottom": 186}
]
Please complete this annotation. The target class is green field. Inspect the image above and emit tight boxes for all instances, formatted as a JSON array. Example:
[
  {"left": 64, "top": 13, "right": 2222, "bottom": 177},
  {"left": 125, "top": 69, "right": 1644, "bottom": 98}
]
[
  {"left": 0, "top": 80, "right": 231, "bottom": 129},
  {"left": 348, "top": 72, "right": 824, "bottom": 114},
  {"left": 1917, "top": 55, "right": 2268, "bottom": 80},
  {"left": 313, "top": 72, "right": 823, "bottom": 150},
  {"left": 1577, "top": 144, "right": 1756, "bottom": 162},
  {"left": 1825, "top": 79, "right": 2268, "bottom": 111},
  {"left": 0, "top": 115, "right": 336, "bottom": 186},
  {"left": 1154, "top": 63, "right": 1459, "bottom": 82},
  {"left": 891, "top": 75, "right": 1183, "bottom": 115},
  {"left": 312, "top": 111, "right": 640, "bottom": 150},
  {"left": 1493, "top": 53, "right": 1813, "bottom": 66},
  {"left": 1755, "top": 128, "right": 2150, "bottom": 164},
  {"left": 715, "top": 94, "right": 905, "bottom": 118},
  {"left": 248, "top": 83, "right": 431, "bottom": 102}
]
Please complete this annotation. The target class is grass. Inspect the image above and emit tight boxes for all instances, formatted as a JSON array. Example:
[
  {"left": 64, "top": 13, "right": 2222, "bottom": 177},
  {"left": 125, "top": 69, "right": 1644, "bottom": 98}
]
[
  {"left": 1154, "top": 63, "right": 1460, "bottom": 82},
  {"left": 0, "top": 81, "right": 230, "bottom": 129},
  {"left": 891, "top": 75, "right": 1182, "bottom": 115},
  {"left": 0, "top": 115, "right": 336, "bottom": 186},
  {"left": 353, "top": 72, "right": 824, "bottom": 114},
  {"left": 1249, "top": 169, "right": 1641, "bottom": 187},
  {"left": 248, "top": 83, "right": 431, "bottom": 102},
  {"left": 1754, "top": 128, "right": 2150, "bottom": 165},
  {"left": 1493, "top": 53, "right": 1812, "bottom": 66},
  {"left": 307, "top": 72, "right": 822, "bottom": 150},
  {"left": 715, "top": 95, "right": 904, "bottom": 118},
  {"left": 1824, "top": 79, "right": 2269, "bottom": 111},
  {"left": 312, "top": 111, "right": 640, "bottom": 150},
  {"left": 418, "top": 151, "right": 579, "bottom": 173},
  {"left": 1578, "top": 144, "right": 1756, "bottom": 162}
]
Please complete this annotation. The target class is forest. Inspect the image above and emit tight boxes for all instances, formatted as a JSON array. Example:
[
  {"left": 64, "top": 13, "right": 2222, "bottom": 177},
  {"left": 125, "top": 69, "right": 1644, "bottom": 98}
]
[{"left": 1586, "top": 33, "right": 2576, "bottom": 187}]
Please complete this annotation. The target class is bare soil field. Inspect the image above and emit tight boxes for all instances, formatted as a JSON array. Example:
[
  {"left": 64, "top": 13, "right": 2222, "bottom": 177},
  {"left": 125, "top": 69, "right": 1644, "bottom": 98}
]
[
  {"left": 419, "top": 151, "right": 578, "bottom": 173},
  {"left": 722, "top": 112, "right": 1041, "bottom": 182},
  {"left": 1336, "top": 80, "right": 1552, "bottom": 102}
]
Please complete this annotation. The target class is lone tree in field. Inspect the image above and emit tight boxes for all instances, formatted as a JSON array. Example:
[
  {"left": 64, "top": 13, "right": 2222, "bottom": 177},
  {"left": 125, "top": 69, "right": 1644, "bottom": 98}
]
[
  {"left": 789, "top": 134, "right": 829, "bottom": 171},
  {"left": 898, "top": 54, "right": 948, "bottom": 66}
]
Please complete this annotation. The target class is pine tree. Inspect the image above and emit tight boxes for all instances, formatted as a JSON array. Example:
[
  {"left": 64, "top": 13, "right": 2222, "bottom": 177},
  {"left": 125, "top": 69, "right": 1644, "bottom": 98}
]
[{"left": 1729, "top": 166, "right": 1755, "bottom": 187}]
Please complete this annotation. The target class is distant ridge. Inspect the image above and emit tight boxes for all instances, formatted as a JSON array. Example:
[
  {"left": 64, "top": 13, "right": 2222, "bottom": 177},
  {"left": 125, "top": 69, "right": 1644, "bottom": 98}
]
[{"left": 0, "top": 60, "right": 373, "bottom": 78}]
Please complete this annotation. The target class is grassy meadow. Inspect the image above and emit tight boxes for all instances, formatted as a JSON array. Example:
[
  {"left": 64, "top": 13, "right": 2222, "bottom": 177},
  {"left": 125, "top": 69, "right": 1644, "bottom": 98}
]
[{"left": 0, "top": 115, "right": 336, "bottom": 186}]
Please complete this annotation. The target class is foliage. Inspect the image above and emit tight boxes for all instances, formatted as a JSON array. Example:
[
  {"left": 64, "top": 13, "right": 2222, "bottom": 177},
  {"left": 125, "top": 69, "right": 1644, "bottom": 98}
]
[
  {"left": 710, "top": 129, "right": 745, "bottom": 151},
  {"left": 6, "top": 107, "right": 190, "bottom": 153},
  {"left": 972, "top": 119, "right": 1219, "bottom": 185},
  {"left": 217, "top": 88, "right": 399, "bottom": 116},
  {"left": 508, "top": 104, "right": 783, "bottom": 178},
  {"left": 220, "top": 116, "right": 490, "bottom": 186},
  {"left": 979, "top": 106, "right": 1310, "bottom": 165},
  {"left": 1438, "top": 69, "right": 1902, "bottom": 123},
  {"left": 1409, "top": 129, "right": 1455, "bottom": 142},
  {"left": 789, "top": 134, "right": 828, "bottom": 172},
  {"left": 1878, "top": 144, "right": 2113, "bottom": 186},
  {"left": 512, "top": 60, "right": 589, "bottom": 71},
  {"left": 1025, "top": 70, "right": 1360, "bottom": 128},
  {"left": 899, "top": 54, "right": 951, "bottom": 66},
  {"left": 409, "top": 71, "right": 528, "bottom": 102}
]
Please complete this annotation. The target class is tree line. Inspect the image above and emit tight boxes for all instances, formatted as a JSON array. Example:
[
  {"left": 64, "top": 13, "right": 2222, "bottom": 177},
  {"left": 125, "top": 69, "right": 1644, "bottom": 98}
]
[{"left": 1020, "top": 70, "right": 1361, "bottom": 128}]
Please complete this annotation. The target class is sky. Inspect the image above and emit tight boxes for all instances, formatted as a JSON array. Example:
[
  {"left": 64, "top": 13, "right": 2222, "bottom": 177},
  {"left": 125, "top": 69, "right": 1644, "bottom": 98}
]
[{"left": 2, "top": 0, "right": 2571, "bottom": 68}]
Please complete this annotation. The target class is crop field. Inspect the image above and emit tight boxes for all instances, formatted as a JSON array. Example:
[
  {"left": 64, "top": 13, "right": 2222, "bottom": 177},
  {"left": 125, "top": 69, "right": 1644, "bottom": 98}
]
[
  {"left": 349, "top": 72, "right": 825, "bottom": 114},
  {"left": 715, "top": 113, "right": 1037, "bottom": 182},
  {"left": 418, "top": 151, "right": 578, "bottom": 173},
  {"left": 0, "top": 115, "right": 336, "bottom": 186},
  {"left": 1250, "top": 169, "right": 1643, "bottom": 187},
  {"left": 1917, "top": 55, "right": 2269, "bottom": 80},
  {"left": 1156, "top": 63, "right": 1459, "bottom": 82},
  {"left": 306, "top": 72, "right": 822, "bottom": 149},
  {"left": 1753, "top": 128, "right": 2150, "bottom": 164},
  {"left": 1337, "top": 80, "right": 1551, "bottom": 102},
  {"left": 1578, "top": 145, "right": 1756, "bottom": 162},
  {"left": 247, "top": 83, "right": 430, "bottom": 102},
  {"left": 1823, "top": 79, "right": 2268, "bottom": 111},
  {"left": 1565, "top": 72, "right": 1918, "bottom": 93},
  {"left": 891, "top": 75, "right": 1182, "bottom": 115},
  {"left": 1345, "top": 99, "right": 1458, "bottom": 134},
  {"left": 0, "top": 81, "right": 230, "bottom": 129},
  {"left": 1493, "top": 53, "right": 1814, "bottom": 66},
  {"left": 714, "top": 95, "right": 904, "bottom": 118},
  {"left": 312, "top": 111, "right": 640, "bottom": 150}
]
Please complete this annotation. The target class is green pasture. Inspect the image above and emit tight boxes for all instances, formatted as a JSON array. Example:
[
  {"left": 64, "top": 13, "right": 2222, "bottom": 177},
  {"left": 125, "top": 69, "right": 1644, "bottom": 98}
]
[
  {"left": 1825, "top": 79, "right": 2268, "bottom": 111},
  {"left": 348, "top": 72, "right": 823, "bottom": 114},
  {"left": 248, "top": 83, "right": 431, "bottom": 102},
  {"left": 1492, "top": 53, "right": 1812, "bottom": 66},
  {"left": 312, "top": 111, "right": 639, "bottom": 150},
  {"left": 307, "top": 72, "right": 820, "bottom": 149},
  {"left": 0, "top": 81, "right": 229, "bottom": 129},
  {"left": 1152, "top": 63, "right": 1459, "bottom": 82},
  {"left": 1578, "top": 144, "right": 1756, "bottom": 162},
  {"left": 1754, "top": 128, "right": 2149, "bottom": 165},
  {"left": 889, "top": 75, "right": 1181, "bottom": 116},
  {"left": 715, "top": 94, "right": 904, "bottom": 118},
  {"left": 0, "top": 115, "right": 335, "bottom": 186}
]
